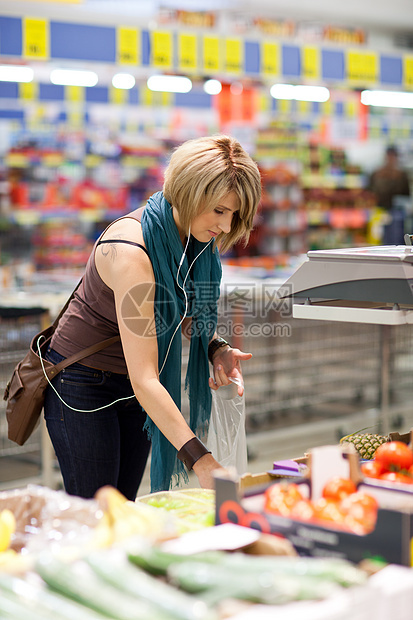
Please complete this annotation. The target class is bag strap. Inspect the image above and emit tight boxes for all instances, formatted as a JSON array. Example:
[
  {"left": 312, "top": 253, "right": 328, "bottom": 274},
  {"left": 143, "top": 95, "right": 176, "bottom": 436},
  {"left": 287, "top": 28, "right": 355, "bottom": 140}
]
[
  {"left": 46, "top": 335, "right": 120, "bottom": 378},
  {"left": 51, "top": 278, "right": 83, "bottom": 329}
]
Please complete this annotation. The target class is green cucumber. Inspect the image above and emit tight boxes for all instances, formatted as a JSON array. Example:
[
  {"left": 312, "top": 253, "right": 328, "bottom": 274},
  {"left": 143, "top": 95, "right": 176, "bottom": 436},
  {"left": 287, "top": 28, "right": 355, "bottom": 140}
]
[
  {"left": 166, "top": 561, "right": 296, "bottom": 605},
  {"left": 167, "top": 561, "right": 338, "bottom": 606},
  {"left": 86, "top": 549, "right": 217, "bottom": 620},
  {"left": 127, "top": 543, "right": 225, "bottom": 575},
  {"left": 0, "top": 587, "right": 58, "bottom": 620},
  {"left": 35, "top": 553, "right": 173, "bottom": 620},
  {"left": 219, "top": 553, "right": 367, "bottom": 587},
  {"left": 0, "top": 574, "right": 108, "bottom": 620}
]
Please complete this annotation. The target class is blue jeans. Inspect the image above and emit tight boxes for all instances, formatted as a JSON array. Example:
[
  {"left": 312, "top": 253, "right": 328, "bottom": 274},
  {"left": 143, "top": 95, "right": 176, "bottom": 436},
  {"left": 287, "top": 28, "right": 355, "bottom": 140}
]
[{"left": 44, "top": 348, "right": 151, "bottom": 500}]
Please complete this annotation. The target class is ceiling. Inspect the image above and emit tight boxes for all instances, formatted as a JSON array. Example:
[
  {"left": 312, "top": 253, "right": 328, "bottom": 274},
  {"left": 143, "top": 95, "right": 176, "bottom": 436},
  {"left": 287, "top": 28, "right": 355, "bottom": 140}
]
[{"left": 1, "top": 0, "right": 413, "bottom": 36}]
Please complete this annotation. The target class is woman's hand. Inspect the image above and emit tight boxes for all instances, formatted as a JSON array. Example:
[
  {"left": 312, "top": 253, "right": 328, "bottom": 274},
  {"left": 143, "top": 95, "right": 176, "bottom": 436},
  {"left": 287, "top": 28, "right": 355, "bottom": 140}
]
[
  {"left": 192, "top": 453, "right": 225, "bottom": 489},
  {"left": 208, "top": 346, "right": 252, "bottom": 396}
]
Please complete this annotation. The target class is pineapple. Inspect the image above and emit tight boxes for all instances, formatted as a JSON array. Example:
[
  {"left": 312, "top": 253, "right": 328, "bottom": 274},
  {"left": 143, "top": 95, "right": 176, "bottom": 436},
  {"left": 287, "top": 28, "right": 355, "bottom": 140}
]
[{"left": 340, "top": 432, "right": 389, "bottom": 460}]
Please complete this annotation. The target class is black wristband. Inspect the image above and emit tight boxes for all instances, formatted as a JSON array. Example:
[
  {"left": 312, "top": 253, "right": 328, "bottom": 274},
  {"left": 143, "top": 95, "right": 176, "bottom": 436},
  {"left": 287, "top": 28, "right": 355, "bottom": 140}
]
[
  {"left": 208, "top": 337, "right": 230, "bottom": 364},
  {"left": 177, "top": 437, "right": 211, "bottom": 471}
]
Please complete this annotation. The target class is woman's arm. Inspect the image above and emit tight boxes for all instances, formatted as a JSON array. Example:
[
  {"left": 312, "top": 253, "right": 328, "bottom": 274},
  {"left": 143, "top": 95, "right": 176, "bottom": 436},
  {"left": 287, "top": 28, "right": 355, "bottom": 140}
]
[{"left": 95, "top": 225, "right": 221, "bottom": 487}]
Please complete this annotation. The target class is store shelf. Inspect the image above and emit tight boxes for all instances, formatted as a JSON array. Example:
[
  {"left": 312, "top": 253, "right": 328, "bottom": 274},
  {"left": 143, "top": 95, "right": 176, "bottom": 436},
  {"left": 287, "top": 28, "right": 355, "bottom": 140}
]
[{"left": 293, "top": 301, "right": 413, "bottom": 325}]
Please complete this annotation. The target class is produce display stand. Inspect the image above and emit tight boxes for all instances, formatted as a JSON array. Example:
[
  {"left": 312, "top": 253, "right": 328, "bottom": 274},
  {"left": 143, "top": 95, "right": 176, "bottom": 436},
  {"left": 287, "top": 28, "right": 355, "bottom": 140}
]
[{"left": 215, "top": 445, "right": 413, "bottom": 567}]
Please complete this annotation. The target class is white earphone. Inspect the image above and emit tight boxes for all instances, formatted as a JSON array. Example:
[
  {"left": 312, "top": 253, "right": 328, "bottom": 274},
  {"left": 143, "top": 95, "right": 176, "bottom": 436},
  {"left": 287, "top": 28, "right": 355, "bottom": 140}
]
[{"left": 159, "top": 226, "right": 213, "bottom": 375}]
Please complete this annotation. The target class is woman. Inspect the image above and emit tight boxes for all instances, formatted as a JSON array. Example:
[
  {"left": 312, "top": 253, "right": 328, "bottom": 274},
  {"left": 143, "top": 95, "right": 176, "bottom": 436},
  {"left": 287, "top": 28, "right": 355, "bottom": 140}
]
[{"left": 44, "top": 135, "right": 262, "bottom": 499}]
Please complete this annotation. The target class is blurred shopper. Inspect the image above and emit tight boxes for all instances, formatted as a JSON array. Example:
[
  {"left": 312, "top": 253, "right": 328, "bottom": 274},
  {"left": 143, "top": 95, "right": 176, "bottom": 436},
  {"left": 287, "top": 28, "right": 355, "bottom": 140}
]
[
  {"left": 369, "top": 145, "right": 410, "bottom": 211},
  {"left": 43, "top": 135, "right": 262, "bottom": 499},
  {"left": 369, "top": 146, "right": 411, "bottom": 244}
]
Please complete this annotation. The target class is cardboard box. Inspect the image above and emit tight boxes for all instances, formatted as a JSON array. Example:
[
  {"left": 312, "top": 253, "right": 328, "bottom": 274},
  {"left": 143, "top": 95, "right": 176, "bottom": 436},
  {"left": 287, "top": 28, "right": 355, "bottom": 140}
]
[{"left": 215, "top": 446, "right": 413, "bottom": 566}]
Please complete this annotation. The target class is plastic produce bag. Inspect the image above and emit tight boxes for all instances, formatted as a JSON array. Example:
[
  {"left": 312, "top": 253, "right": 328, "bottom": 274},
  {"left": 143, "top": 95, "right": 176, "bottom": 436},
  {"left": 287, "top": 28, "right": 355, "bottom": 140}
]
[{"left": 206, "top": 378, "right": 248, "bottom": 474}]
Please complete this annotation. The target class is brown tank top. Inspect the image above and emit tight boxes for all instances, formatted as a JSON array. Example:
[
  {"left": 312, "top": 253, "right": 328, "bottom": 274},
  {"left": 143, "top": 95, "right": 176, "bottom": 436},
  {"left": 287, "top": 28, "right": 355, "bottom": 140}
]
[{"left": 50, "top": 207, "right": 146, "bottom": 373}]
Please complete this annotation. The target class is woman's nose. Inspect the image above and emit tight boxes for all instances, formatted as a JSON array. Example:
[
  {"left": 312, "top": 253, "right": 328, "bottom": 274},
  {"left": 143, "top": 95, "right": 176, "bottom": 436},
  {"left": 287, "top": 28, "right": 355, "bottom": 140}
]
[{"left": 219, "top": 213, "right": 232, "bottom": 233}]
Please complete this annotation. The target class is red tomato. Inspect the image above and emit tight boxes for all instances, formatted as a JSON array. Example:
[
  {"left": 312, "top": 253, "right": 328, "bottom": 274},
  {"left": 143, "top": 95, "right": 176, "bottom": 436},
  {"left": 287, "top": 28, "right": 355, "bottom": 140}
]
[
  {"left": 264, "top": 483, "right": 304, "bottom": 517},
  {"left": 341, "top": 491, "right": 378, "bottom": 516},
  {"left": 344, "top": 512, "right": 376, "bottom": 535},
  {"left": 339, "top": 492, "right": 378, "bottom": 535},
  {"left": 290, "top": 499, "right": 316, "bottom": 521},
  {"left": 322, "top": 477, "right": 357, "bottom": 501},
  {"left": 313, "top": 497, "right": 346, "bottom": 526},
  {"left": 375, "top": 441, "right": 413, "bottom": 472},
  {"left": 361, "top": 460, "right": 384, "bottom": 479},
  {"left": 380, "top": 471, "right": 413, "bottom": 485}
]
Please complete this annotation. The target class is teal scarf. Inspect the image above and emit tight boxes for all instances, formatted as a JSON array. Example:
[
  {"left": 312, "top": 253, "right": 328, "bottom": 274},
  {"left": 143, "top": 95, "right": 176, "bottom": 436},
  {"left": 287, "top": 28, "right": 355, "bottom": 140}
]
[{"left": 141, "top": 191, "right": 222, "bottom": 492}]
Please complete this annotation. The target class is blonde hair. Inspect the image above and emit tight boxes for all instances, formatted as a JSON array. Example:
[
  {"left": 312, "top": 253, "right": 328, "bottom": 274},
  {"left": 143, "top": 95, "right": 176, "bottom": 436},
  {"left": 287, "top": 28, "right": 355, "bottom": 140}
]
[{"left": 163, "top": 135, "right": 262, "bottom": 253}]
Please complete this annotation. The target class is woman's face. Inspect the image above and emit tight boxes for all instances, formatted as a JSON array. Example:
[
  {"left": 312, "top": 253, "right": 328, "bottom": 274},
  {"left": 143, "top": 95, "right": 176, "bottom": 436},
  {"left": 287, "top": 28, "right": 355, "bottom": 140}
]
[{"left": 188, "top": 191, "right": 239, "bottom": 244}]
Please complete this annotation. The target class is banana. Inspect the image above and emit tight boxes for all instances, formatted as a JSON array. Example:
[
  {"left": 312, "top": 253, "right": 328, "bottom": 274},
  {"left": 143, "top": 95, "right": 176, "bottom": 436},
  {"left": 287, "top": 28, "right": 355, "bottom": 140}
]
[
  {"left": 94, "top": 486, "right": 169, "bottom": 543},
  {"left": 0, "top": 510, "right": 16, "bottom": 553}
]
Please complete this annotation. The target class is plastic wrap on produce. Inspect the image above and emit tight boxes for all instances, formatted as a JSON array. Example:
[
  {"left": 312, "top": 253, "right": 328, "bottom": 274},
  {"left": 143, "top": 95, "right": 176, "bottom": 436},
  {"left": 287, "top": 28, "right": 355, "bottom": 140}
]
[
  {"left": 136, "top": 488, "right": 216, "bottom": 533},
  {"left": 0, "top": 485, "right": 101, "bottom": 555}
]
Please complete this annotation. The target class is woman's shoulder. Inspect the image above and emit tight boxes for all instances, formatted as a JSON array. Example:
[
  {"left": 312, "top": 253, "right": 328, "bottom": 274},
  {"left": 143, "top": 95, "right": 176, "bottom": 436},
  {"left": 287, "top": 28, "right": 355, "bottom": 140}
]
[
  {"left": 100, "top": 211, "right": 145, "bottom": 244},
  {"left": 95, "top": 211, "right": 153, "bottom": 291}
]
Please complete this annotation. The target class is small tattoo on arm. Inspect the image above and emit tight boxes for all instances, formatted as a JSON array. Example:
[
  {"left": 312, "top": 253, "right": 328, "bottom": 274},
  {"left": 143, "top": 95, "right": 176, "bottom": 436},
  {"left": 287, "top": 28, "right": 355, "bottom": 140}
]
[{"left": 100, "top": 235, "right": 123, "bottom": 261}]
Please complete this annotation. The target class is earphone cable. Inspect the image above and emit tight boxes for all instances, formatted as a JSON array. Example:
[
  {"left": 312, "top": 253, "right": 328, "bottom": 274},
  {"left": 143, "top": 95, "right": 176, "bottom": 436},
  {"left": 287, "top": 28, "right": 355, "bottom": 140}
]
[{"left": 159, "top": 232, "right": 213, "bottom": 376}]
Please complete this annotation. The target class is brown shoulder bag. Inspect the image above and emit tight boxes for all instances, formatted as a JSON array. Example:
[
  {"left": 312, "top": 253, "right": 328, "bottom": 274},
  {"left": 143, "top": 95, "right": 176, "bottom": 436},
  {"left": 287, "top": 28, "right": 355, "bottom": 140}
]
[{"left": 3, "top": 282, "right": 119, "bottom": 445}]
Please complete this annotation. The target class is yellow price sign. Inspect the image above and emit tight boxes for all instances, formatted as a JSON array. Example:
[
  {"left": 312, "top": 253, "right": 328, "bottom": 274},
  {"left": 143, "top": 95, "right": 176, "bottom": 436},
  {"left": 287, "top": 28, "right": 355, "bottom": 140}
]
[
  {"left": 23, "top": 17, "right": 49, "bottom": 59},
  {"left": 141, "top": 86, "right": 152, "bottom": 106},
  {"left": 225, "top": 38, "right": 242, "bottom": 74},
  {"left": 302, "top": 47, "right": 319, "bottom": 80},
  {"left": 80, "top": 209, "right": 101, "bottom": 223},
  {"left": 298, "top": 100, "right": 310, "bottom": 115},
  {"left": 404, "top": 56, "right": 413, "bottom": 89},
  {"left": 160, "top": 91, "right": 172, "bottom": 107},
  {"left": 84, "top": 154, "right": 102, "bottom": 168},
  {"left": 261, "top": 42, "right": 279, "bottom": 76},
  {"left": 152, "top": 31, "right": 173, "bottom": 68},
  {"left": 203, "top": 36, "right": 220, "bottom": 72},
  {"left": 111, "top": 87, "right": 128, "bottom": 105},
  {"left": 278, "top": 99, "right": 291, "bottom": 114},
  {"left": 401, "top": 122, "right": 411, "bottom": 138},
  {"left": 178, "top": 33, "right": 198, "bottom": 72},
  {"left": 345, "top": 100, "right": 357, "bottom": 117},
  {"left": 5, "top": 153, "right": 28, "bottom": 168},
  {"left": 142, "top": 87, "right": 172, "bottom": 107},
  {"left": 118, "top": 27, "right": 139, "bottom": 65},
  {"left": 122, "top": 155, "right": 141, "bottom": 168},
  {"left": 347, "top": 50, "right": 378, "bottom": 84},
  {"left": 322, "top": 100, "right": 333, "bottom": 115},
  {"left": 68, "top": 109, "right": 83, "bottom": 127},
  {"left": 15, "top": 211, "right": 40, "bottom": 226},
  {"left": 66, "top": 85, "right": 84, "bottom": 103},
  {"left": 259, "top": 93, "right": 271, "bottom": 112},
  {"left": 43, "top": 153, "right": 63, "bottom": 167},
  {"left": 370, "top": 124, "right": 381, "bottom": 139},
  {"left": 20, "top": 82, "right": 38, "bottom": 101}
]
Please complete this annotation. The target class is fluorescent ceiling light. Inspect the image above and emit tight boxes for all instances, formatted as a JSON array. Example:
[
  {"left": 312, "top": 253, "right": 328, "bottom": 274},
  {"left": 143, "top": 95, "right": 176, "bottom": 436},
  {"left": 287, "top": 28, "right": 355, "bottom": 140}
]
[
  {"left": 147, "top": 75, "right": 192, "bottom": 93},
  {"left": 361, "top": 89, "right": 413, "bottom": 109},
  {"left": 112, "top": 73, "right": 136, "bottom": 89},
  {"left": 0, "top": 65, "right": 34, "bottom": 83},
  {"left": 50, "top": 69, "right": 98, "bottom": 87},
  {"left": 270, "top": 83, "right": 330, "bottom": 102},
  {"left": 203, "top": 79, "right": 222, "bottom": 95}
]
